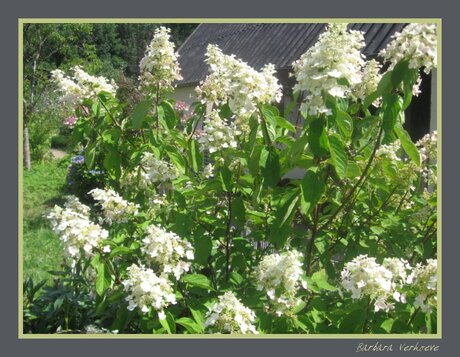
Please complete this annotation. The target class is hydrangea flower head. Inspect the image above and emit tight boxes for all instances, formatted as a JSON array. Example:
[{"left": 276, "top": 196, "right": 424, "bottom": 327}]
[
  {"left": 139, "top": 26, "right": 182, "bottom": 93},
  {"left": 341, "top": 255, "right": 396, "bottom": 312},
  {"left": 198, "top": 110, "right": 240, "bottom": 153},
  {"left": 51, "top": 66, "right": 117, "bottom": 105},
  {"left": 410, "top": 259, "right": 437, "bottom": 313},
  {"left": 122, "top": 264, "right": 177, "bottom": 318},
  {"left": 89, "top": 188, "right": 139, "bottom": 226},
  {"left": 46, "top": 196, "right": 108, "bottom": 260},
  {"left": 254, "top": 250, "right": 306, "bottom": 316},
  {"left": 141, "top": 225, "right": 194, "bottom": 279},
  {"left": 204, "top": 292, "right": 258, "bottom": 334},
  {"left": 196, "top": 44, "right": 282, "bottom": 120},
  {"left": 292, "top": 23, "right": 366, "bottom": 116}
]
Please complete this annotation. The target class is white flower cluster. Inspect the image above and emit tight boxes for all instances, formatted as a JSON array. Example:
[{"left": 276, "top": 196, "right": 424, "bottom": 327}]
[
  {"left": 84, "top": 324, "right": 118, "bottom": 334},
  {"left": 254, "top": 250, "right": 306, "bottom": 316},
  {"left": 139, "top": 152, "right": 177, "bottom": 186},
  {"left": 380, "top": 23, "right": 437, "bottom": 75},
  {"left": 47, "top": 196, "right": 108, "bottom": 259},
  {"left": 204, "top": 291, "right": 258, "bottom": 334},
  {"left": 411, "top": 259, "right": 437, "bottom": 313},
  {"left": 417, "top": 131, "right": 437, "bottom": 185},
  {"left": 199, "top": 110, "right": 240, "bottom": 153},
  {"left": 416, "top": 130, "right": 437, "bottom": 163},
  {"left": 89, "top": 188, "right": 139, "bottom": 225},
  {"left": 202, "top": 163, "right": 214, "bottom": 178},
  {"left": 292, "top": 23, "right": 366, "bottom": 116},
  {"left": 139, "top": 26, "right": 182, "bottom": 92},
  {"left": 122, "top": 264, "right": 177, "bottom": 318},
  {"left": 376, "top": 140, "right": 403, "bottom": 162},
  {"left": 196, "top": 44, "right": 282, "bottom": 118},
  {"left": 141, "top": 225, "right": 194, "bottom": 279},
  {"left": 51, "top": 66, "right": 118, "bottom": 105},
  {"left": 380, "top": 24, "right": 437, "bottom": 96},
  {"left": 341, "top": 255, "right": 438, "bottom": 313},
  {"left": 356, "top": 59, "right": 382, "bottom": 103},
  {"left": 341, "top": 255, "right": 405, "bottom": 312}
]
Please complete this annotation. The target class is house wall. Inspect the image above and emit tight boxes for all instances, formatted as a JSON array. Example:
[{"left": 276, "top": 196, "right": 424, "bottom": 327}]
[{"left": 170, "top": 86, "right": 197, "bottom": 105}]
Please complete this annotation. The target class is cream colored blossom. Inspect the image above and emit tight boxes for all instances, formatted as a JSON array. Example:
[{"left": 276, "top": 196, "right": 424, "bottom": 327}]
[
  {"left": 46, "top": 196, "right": 108, "bottom": 260},
  {"left": 141, "top": 225, "right": 194, "bottom": 279},
  {"left": 292, "top": 23, "right": 366, "bottom": 116},
  {"left": 341, "top": 255, "right": 395, "bottom": 312},
  {"left": 380, "top": 23, "right": 437, "bottom": 96},
  {"left": 51, "top": 66, "right": 117, "bottom": 105},
  {"left": 199, "top": 110, "right": 240, "bottom": 153},
  {"left": 139, "top": 26, "right": 182, "bottom": 92},
  {"left": 254, "top": 250, "right": 306, "bottom": 316},
  {"left": 204, "top": 292, "right": 258, "bottom": 334},
  {"left": 356, "top": 59, "right": 382, "bottom": 103},
  {"left": 410, "top": 259, "right": 437, "bottom": 313},
  {"left": 196, "top": 44, "right": 282, "bottom": 119},
  {"left": 122, "top": 264, "right": 177, "bottom": 317},
  {"left": 89, "top": 188, "right": 139, "bottom": 225}
]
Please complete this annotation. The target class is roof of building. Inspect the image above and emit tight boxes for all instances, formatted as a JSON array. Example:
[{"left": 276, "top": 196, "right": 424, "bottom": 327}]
[{"left": 177, "top": 23, "right": 406, "bottom": 87}]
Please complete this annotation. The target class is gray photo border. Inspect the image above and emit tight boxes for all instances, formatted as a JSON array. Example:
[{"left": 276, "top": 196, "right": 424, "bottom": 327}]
[{"left": 3, "top": 0, "right": 459, "bottom": 356}]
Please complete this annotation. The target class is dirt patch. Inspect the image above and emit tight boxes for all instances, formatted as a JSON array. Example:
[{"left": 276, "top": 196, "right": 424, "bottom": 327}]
[{"left": 50, "top": 148, "right": 67, "bottom": 159}]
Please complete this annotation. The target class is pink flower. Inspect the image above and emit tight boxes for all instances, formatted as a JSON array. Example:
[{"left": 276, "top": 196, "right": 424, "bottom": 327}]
[{"left": 63, "top": 116, "right": 78, "bottom": 128}]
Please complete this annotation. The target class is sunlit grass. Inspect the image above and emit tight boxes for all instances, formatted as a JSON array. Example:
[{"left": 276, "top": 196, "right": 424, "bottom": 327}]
[{"left": 23, "top": 158, "right": 69, "bottom": 283}]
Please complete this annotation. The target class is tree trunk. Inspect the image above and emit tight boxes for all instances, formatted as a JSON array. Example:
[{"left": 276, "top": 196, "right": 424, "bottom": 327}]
[{"left": 24, "top": 122, "right": 31, "bottom": 171}]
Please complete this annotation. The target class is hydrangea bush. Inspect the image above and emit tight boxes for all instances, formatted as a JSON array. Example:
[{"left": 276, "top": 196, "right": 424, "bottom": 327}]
[{"left": 25, "top": 23, "right": 438, "bottom": 335}]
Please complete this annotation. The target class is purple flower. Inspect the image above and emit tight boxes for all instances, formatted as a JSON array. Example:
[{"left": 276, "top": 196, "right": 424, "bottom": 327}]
[{"left": 71, "top": 155, "right": 85, "bottom": 165}]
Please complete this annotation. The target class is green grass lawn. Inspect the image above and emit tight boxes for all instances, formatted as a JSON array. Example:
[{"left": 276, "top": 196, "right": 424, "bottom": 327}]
[{"left": 23, "top": 159, "right": 69, "bottom": 283}]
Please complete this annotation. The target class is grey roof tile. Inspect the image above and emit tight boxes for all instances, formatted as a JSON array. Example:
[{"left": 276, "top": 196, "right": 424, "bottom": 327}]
[{"left": 177, "top": 23, "right": 407, "bottom": 86}]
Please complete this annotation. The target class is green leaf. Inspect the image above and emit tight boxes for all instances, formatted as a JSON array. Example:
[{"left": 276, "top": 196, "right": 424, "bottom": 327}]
[
  {"left": 380, "top": 319, "right": 394, "bottom": 333},
  {"left": 328, "top": 134, "right": 348, "bottom": 179},
  {"left": 394, "top": 124, "right": 421, "bottom": 166},
  {"left": 346, "top": 161, "right": 362, "bottom": 178},
  {"left": 308, "top": 118, "right": 329, "bottom": 158},
  {"left": 95, "top": 261, "right": 112, "bottom": 296},
  {"left": 275, "top": 116, "right": 296, "bottom": 133},
  {"left": 182, "top": 274, "right": 214, "bottom": 291},
  {"left": 176, "top": 317, "right": 202, "bottom": 334},
  {"left": 190, "top": 307, "right": 205, "bottom": 329},
  {"left": 84, "top": 141, "right": 97, "bottom": 169},
  {"left": 194, "top": 234, "right": 212, "bottom": 265},
  {"left": 339, "top": 308, "right": 366, "bottom": 333},
  {"left": 131, "top": 99, "right": 151, "bottom": 129},
  {"left": 103, "top": 148, "right": 121, "bottom": 180},
  {"left": 102, "top": 127, "right": 121, "bottom": 146},
  {"left": 259, "top": 146, "right": 280, "bottom": 188},
  {"left": 188, "top": 139, "right": 203, "bottom": 172},
  {"left": 270, "top": 189, "right": 300, "bottom": 248},
  {"left": 377, "top": 71, "right": 393, "bottom": 97},
  {"left": 382, "top": 93, "right": 403, "bottom": 135},
  {"left": 311, "top": 270, "right": 337, "bottom": 291},
  {"left": 159, "top": 100, "right": 177, "bottom": 129},
  {"left": 260, "top": 104, "right": 279, "bottom": 128},
  {"left": 231, "top": 196, "right": 246, "bottom": 226},
  {"left": 159, "top": 311, "right": 176, "bottom": 334},
  {"left": 335, "top": 110, "right": 353, "bottom": 140},
  {"left": 108, "top": 246, "right": 134, "bottom": 259},
  {"left": 300, "top": 167, "right": 325, "bottom": 215},
  {"left": 219, "top": 165, "right": 233, "bottom": 192},
  {"left": 391, "top": 60, "right": 410, "bottom": 87},
  {"left": 167, "top": 150, "right": 186, "bottom": 174},
  {"left": 363, "top": 91, "right": 379, "bottom": 109}
]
